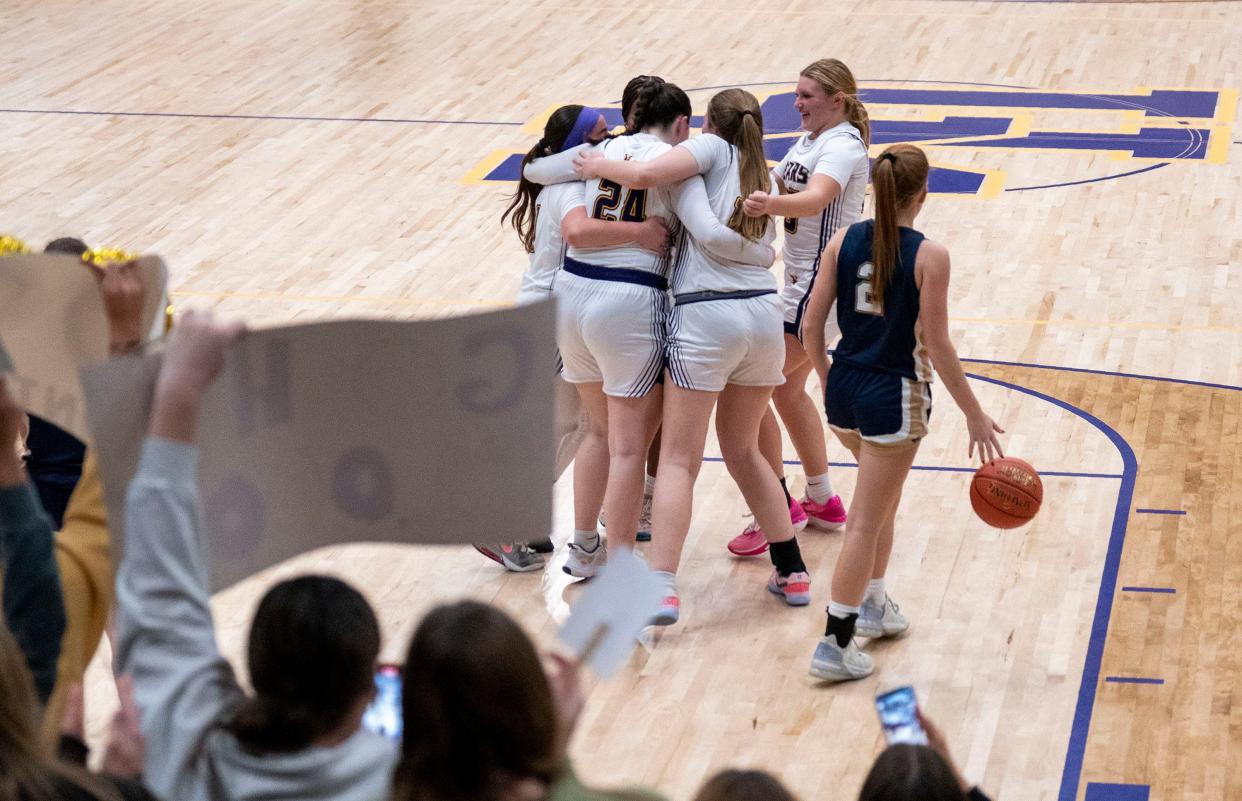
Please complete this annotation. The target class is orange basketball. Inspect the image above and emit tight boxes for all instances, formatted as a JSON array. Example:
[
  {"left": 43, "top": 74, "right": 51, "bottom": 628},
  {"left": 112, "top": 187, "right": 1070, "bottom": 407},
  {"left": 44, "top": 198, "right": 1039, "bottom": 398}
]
[{"left": 970, "top": 457, "right": 1043, "bottom": 529}]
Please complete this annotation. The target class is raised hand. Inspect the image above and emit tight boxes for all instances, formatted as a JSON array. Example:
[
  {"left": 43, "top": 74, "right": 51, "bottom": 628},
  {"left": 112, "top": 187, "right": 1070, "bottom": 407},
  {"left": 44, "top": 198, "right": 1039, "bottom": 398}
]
[{"left": 86, "top": 259, "right": 147, "bottom": 356}]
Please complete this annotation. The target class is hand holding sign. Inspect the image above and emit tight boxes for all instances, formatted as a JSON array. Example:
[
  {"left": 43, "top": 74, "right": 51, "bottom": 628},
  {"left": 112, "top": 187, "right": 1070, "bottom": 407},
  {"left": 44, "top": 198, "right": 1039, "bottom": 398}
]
[
  {"left": 83, "top": 300, "right": 557, "bottom": 591},
  {"left": 0, "top": 254, "right": 168, "bottom": 441},
  {"left": 557, "top": 548, "right": 665, "bottom": 679},
  {"left": 149, "top": 310, "right": 247, "bottom": 444}
]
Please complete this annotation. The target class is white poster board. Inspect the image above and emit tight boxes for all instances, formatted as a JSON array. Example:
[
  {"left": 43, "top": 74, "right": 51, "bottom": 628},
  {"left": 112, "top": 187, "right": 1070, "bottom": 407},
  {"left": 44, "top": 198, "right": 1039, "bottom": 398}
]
[
  {"left": 82, "top": 302, "right": 557, "bottom": 591},
  {"left": 558, "top": 548, "right": 665, "bottom": 678}
]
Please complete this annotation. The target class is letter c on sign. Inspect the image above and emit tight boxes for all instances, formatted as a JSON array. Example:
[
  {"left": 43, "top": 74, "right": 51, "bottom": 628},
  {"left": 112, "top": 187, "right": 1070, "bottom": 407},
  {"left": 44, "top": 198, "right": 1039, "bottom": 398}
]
[
  {"left": 332, "top": 446, "right": 395, "bottom": 522},
  {"left": 456, "top": 326, "right": 533, "bottom": 413}
]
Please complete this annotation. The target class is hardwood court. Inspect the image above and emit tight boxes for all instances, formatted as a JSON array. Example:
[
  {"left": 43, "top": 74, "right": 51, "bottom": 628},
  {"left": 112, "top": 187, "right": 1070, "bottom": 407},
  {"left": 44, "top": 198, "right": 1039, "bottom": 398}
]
[{"left": 2, "top": 1, "right": 1239, "bottom": 800}]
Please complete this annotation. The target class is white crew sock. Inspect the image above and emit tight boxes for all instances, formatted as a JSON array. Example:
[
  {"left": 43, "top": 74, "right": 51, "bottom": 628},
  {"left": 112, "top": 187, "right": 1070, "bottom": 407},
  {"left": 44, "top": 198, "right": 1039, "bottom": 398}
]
[
  {"left": 866, "top": 578, "right": 886, "bottom": 605},
  {"left": 573, "top": 528, "right": 600, "bottom": 550},
  {"left": 828, "top": 600, "right": 861, "bottom": 619},
  {"left": 654, "top": 570, "right": 677, "bottom": 596},
  {"left": 805, "top": 472, "right": 835, "bottom": 504}
]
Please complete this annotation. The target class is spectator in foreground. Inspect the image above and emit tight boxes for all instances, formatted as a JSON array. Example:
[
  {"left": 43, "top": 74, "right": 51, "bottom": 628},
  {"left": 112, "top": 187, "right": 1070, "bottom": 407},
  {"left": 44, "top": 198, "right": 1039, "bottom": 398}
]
[
  {"left": 858, "top": 710, "right": 993, "bottom": 801},
  {"left": 692, "top": 770, "right": 800, "bottom": 801},
  {"left": 114, "top": 309, "right": 397, "bottom": 801},
  {"left": 392, "top": 600, "right": 666, "bottom": 801},
  {"left": 24, "top": 237, "right": 92, "bottom": 527}
]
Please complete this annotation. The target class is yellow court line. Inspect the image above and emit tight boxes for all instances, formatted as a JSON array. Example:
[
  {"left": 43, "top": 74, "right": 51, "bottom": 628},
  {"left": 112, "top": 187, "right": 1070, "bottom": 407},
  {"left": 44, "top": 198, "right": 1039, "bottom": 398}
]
[
  {"left": 170, "top": 289, "right": 510, "bottom": 309},
  {"left": 172, "top": 290, "right": 1242, "bottom": 333}
]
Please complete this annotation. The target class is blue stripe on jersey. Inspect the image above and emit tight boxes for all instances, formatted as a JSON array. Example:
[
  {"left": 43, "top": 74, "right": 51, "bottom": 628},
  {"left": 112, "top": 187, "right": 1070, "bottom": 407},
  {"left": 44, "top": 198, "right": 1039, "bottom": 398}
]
[
  {"left": 792, "top": 202, "right": 835, "bottom": 329},
  {"left": 833, "top": 220, "right": 927, "bottom": 379}
]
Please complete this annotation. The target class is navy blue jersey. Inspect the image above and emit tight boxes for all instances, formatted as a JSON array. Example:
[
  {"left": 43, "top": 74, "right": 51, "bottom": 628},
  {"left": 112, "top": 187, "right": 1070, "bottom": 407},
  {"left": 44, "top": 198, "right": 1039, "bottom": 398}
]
[{"left": 832, "top": 220, "right": 933, "bottom": 381}]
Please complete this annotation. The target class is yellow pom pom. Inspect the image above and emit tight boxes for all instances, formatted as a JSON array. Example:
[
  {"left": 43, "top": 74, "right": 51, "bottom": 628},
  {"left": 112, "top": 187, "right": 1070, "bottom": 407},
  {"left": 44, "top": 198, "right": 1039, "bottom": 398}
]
[
  {"left": 82, "top": 247, "right": 138, "bottom": 267},
  {"left": 0, "top": 235, "right": 31, "bottom": 256}
]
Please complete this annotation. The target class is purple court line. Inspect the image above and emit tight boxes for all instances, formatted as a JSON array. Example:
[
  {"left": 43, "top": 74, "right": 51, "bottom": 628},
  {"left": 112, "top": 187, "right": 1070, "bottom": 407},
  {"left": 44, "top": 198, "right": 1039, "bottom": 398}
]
[
  {"left": 1005, "top": 163, "right": 1169, "bottom": 192},
  {"left": 959, "top": 357, "right": 1242, "bottom": 393},
  {"left": 0, "top": 107, "right": 524, "bottom": 126},
  {"left": 1105, "top": 677, "right": 1165, "bottom": 685},
  {"left": 1121, "top": 587, "right": 1176, "bottom": 594},
  {"left": 1135, "top": 508, "right": 1186, "bottom": 515},
  {"left": 699, "top": 456, "right": 1120, "bottom": 480}
]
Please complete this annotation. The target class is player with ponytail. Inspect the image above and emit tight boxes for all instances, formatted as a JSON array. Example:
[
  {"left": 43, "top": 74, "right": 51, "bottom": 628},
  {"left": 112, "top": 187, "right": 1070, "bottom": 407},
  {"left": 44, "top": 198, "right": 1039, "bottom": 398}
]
[
  {"left": 800, "top": 144, "right": 1004, "bottom": 681},
  {"left": 478, "top": 104, "right": 668, "bottom": 573},
  {"left": 572, "top": 88, "right": 812, "bottom": 623},
  {"left": 729, "top": 58, "right": 872, "bottom": 561}
]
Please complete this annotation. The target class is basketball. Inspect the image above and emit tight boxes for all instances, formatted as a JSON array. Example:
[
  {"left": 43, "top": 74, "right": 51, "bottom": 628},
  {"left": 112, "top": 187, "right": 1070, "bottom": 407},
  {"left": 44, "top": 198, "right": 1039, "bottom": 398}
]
[{"left": 970, "top": 457, "right": 1043, "bottom": 529}]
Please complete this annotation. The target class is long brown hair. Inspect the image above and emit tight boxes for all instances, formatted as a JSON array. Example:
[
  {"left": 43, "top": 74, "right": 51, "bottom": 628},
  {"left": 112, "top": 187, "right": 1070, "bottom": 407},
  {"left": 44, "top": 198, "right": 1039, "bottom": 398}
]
[
  {"left": 501, "top": 104, "right": 590, "bottom": 253},
  {"left": 693, "top": 770, "right": 800, "bottom": 801},
  {"left": 858, "top": 744, "right": 968, "bottom": 801},
  {"left": 800, "top": 58, "right": 870, "bottom": 146},
  {"left": 707, "top": 89, "right": 770, "bottom": 241},
  {"left": 0, "top": 624, "right": 121, "bottom": 801},
  {"left": 227, "top": 575, "right": 380, "bottom": 754},
  {"left": 391, "top": 602, "right": 562, "bottom": 801},
  {"left": 869, "top": 144, "right": 929, "bottom": 310}
]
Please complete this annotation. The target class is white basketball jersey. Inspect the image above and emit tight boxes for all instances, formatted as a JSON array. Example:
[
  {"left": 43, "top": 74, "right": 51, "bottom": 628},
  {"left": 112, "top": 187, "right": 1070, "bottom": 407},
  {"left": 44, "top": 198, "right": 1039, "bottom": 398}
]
[
  {"left": 519, "top": 181, "right": 584, "bottom": 295},
  {"left": 776, "top": 121, "right": 869, "bottom": 274},
  {"left": 568, "top": 132, "right": 672, "bottom": 275},
  {"left": 667, "top": 134, "right": 777, "bottom": 294}
]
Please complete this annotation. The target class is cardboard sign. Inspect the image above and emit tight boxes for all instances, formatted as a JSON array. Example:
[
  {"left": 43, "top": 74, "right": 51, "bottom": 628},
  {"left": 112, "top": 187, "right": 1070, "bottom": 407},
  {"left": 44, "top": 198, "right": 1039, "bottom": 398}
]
[
  {"left": 82, "top": 302, "right": 557, "bottom": 591},
  {"left": 0, "top": 254, "right": 168, "bottom": 442},
  {"left": 558, "top": 548, "right": 665, "bottom": 678}
]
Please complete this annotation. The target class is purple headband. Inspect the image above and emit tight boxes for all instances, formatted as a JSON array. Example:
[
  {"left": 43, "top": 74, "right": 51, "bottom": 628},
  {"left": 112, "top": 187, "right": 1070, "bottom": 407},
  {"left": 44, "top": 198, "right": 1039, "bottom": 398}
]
[{"left": 560, "top": 107, "right": 604, "bottom": 151}]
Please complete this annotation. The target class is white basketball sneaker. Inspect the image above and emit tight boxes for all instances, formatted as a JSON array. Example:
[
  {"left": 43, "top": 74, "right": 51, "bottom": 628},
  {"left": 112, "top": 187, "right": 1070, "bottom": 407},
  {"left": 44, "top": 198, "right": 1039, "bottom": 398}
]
[
  {"left": 809, "top": 637, "right": 874, "bottom": 682},
  {"left": 562, "top": 538, "right": 607, "bottom": 579},
  {"left": 856, "top": 594, "right": 910, "bottom": 639}
]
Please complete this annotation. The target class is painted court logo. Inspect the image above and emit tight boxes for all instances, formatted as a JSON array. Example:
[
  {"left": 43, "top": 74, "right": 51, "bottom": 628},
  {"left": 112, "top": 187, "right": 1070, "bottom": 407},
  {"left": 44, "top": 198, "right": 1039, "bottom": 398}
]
[{"left": 465, "top": 82, "right": 1235, "bottom": 197}]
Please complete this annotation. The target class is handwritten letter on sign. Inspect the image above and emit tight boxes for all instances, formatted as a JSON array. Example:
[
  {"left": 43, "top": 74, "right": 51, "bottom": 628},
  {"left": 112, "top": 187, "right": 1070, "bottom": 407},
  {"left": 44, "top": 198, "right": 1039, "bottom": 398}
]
[
  {"left": 83, "top": 301, "right": 556, "bottom": 591},
  {"left": 0, "top": 254, "right": 168, "bottom": 442}
]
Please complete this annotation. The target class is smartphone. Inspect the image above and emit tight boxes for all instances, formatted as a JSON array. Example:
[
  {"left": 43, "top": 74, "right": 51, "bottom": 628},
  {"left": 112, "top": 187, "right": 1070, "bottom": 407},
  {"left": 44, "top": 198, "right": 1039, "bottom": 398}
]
[
  {"left": 875, "top": 685, "right": 928, "bottom": 745},
  {"left": 362, "top": 664, "right": 403, "bottom": 741}
]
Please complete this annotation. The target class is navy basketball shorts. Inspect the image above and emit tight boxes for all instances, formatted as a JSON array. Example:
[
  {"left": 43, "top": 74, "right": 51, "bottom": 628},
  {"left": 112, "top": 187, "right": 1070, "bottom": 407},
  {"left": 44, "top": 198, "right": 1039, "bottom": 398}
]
[{"left": 824, "top": 361, "right": 931, "bottom": 448}]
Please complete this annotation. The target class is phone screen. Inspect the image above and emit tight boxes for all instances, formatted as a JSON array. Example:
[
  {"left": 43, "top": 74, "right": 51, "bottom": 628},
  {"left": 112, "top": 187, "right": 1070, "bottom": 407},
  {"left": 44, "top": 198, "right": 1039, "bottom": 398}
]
[
  {"left": 362, "top": 664, "right": 403, "bottom": 741},
  {"left": 875, "top": 685, "right": 928, "bottom": 745}
]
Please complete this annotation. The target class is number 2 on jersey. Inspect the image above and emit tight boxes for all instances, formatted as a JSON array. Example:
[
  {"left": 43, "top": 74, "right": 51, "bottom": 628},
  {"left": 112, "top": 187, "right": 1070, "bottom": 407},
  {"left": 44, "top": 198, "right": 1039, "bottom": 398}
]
[
  {"left": 592, "top": 178, "right": 647, "bottom": 222},
  {"left": 855, "top": 262, "right": 883, "bottom": 316}
]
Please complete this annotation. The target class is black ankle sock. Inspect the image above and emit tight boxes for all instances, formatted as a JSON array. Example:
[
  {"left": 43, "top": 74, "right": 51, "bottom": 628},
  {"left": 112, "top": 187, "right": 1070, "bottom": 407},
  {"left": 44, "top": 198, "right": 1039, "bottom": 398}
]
[
  {"left": 768, "top": 537, "right": 806, "bottom": 576},
  {"left": 825, "top": 612, "right": 857, "bottom": 648},
  {"left": 778, "top": 477, "right": 793, "bottom": 506}
]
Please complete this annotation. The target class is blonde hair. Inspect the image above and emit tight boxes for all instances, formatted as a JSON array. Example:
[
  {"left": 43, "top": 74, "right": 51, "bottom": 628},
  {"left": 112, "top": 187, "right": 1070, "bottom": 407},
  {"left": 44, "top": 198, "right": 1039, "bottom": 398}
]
[
  {"left": 707, "top": 89, "right": 770, "bottom": 241},
  {"left": 870, "top": 144, "right": 930, "bottom": 309},
  {"left": 800, "top": 58, "right": 870, "bottom": 146},
  {"left": 0, "top": 624, "right": 123, "bottom": 801}
]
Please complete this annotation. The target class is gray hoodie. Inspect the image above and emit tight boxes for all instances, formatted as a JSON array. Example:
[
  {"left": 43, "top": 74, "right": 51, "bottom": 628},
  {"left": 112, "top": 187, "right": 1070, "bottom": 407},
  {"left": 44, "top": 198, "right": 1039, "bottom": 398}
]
[{"left": 115, "top": 438, "right": 397, "bottom": 801}]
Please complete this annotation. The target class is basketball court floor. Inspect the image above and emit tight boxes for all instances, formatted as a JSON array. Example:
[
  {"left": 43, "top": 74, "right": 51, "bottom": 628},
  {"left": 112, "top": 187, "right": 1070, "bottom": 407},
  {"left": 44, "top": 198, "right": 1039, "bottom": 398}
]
[{"left": 1, "top": 1, "right": 1238, "bottom": 799}]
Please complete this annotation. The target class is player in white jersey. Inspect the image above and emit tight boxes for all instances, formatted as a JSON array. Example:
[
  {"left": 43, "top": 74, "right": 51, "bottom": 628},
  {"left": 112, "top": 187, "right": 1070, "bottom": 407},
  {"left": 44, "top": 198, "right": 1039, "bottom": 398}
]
[
  {"left": 528, "top": 79, "right": 784, "bottom": 582},
  {"left": 729, "top": 58, "right": 872, "bottom": 559},
  {"left": 576, "top": 89, "right": 813, "bottom": 624},
  {"left": 474, "top": 104, "right": 668, "bottom": 574}
]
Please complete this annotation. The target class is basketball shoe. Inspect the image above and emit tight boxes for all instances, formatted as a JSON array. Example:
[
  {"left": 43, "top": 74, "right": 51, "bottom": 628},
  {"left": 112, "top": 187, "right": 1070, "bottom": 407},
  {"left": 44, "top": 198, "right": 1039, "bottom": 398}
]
[
  {"left": 727, "top": 498, "right": 809, "bottom": 557},
  {"left": 473, "top": 543, "right": 544, "bottom": 573},
  {"left": 809, "top": 637, "right": 874, "bottom": 681},
  {"left": 802, "top": 494, "right": 847, "bottom": 530},
  {"left": 856, "top": 594, "right": 909, "bottom": 639}
]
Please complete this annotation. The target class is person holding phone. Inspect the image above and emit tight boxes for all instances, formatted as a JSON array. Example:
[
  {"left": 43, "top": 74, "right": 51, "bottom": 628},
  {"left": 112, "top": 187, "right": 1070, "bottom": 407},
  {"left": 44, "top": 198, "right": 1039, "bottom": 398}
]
[
  {"left": 391, "top": 601, "right": 667, "bottom": 801},
  {"left": 862, "top": 696, "right": 994, "bottom": 801}
]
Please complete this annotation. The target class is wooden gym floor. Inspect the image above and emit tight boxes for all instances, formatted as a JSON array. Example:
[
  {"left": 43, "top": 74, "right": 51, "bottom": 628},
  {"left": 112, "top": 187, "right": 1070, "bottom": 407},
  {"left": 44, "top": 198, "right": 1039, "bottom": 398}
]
[{"left": 1, "top": 1, "right": 1238, "bottom": 800}]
